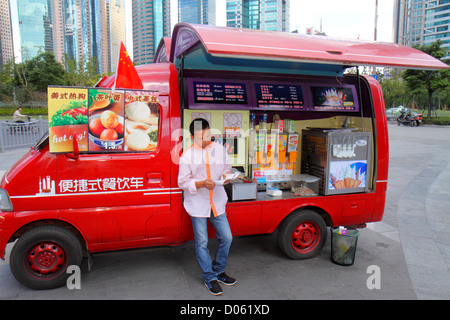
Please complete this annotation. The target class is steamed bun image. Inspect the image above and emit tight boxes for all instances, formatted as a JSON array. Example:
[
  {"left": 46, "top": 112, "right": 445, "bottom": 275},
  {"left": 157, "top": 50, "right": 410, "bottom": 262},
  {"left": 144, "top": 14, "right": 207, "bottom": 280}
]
[
  {"left": 125, "top": 130, "right": 150, "bottom": 151},
  {"left": 126, "top": 102, "right": 151, "bottom": 122}
]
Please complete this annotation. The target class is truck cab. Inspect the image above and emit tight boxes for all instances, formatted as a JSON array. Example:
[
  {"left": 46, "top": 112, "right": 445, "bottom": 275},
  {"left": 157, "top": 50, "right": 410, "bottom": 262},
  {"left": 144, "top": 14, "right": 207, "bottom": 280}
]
[{"left": 0, "top": 24, "right": 447, "bottom": 289}]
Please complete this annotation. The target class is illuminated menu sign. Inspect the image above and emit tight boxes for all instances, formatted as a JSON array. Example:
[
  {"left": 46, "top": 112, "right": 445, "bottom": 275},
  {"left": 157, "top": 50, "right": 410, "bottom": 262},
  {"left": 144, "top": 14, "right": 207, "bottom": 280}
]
[
  {"left": 193, "top": 81, "right": 248, "bottom": 104},
  {"left": 255, "top": 83, "right": 304, "bottom": 110},
  {"left": 311, "top": 86, "right": 358, "bottom": 111}
]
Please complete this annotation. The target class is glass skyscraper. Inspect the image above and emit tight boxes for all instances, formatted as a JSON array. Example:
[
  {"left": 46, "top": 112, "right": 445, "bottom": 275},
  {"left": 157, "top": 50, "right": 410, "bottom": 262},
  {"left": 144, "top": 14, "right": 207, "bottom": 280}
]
[
  {"left": 132, "top": 0, "right": 171, "bottom": 65},
  {"left": 0, "top": 0, "right": 14, "bottom": 65},
  {"left": 178, "top": 0, "right": 216, "bottom": 25},
  {"left": 16, "top": 0, "right": 53, "bottom": 60},
  {"left": 394, "top": 0, "right": 450, "bottom": 59},
  {"left": 9, "top": 0, "right": 125, "bottom": 73},
  {"left": 227, "top": 0, "right": 289, "bottom": 32}
]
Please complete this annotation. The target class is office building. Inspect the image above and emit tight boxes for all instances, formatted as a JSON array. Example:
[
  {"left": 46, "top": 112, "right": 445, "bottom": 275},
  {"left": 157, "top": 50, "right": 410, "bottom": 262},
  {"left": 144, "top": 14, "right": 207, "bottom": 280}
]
[
  {"left": 394, "top": 0, "right": 450, "bottom": 59},
  {"left": 103, "top": 0, "right": 126, "bottom": 73},
  {"left": 62, "top": 0, "right": 126, "bottom": 74},
  {"left": 226, "top": 0, "right": 290, "bottom": 32},
  {"left": 178, "top": 0, "right": 216, "bottom": 25},
  {"left": 132, "top": 0, "right": 171, "bottom": 65},
  {"left": 6, "top": 0, "right": 125, "bottom": 74},
  {"left": 14, "top": 0, "right": 53, "bottom": 61},
  {"left": 0, "top": 0, "right": 14, "bottom": 65}
]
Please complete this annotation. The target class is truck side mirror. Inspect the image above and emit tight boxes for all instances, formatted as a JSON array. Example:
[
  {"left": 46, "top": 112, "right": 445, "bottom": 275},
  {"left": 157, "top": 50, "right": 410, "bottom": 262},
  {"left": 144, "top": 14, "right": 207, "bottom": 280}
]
[{"left": 66, "top": 132, "right": 79, "bottom": 160}]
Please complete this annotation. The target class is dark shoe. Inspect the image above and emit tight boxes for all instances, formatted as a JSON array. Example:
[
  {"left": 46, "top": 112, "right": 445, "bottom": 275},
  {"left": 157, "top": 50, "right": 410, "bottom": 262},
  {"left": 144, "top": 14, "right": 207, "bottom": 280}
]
[
  {"left": 205, "top": 280, "right": 223, "bottom": 296},
  {"left": 217, "top": 272, "right": 236, "bottom": 286}
]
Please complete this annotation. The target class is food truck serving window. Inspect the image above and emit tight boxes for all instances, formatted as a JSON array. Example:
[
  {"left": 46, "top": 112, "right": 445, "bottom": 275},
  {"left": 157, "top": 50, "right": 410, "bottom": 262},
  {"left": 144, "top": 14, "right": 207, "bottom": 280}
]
[{"left": 48, "top": 86, "right": 160, "bottom": 154}]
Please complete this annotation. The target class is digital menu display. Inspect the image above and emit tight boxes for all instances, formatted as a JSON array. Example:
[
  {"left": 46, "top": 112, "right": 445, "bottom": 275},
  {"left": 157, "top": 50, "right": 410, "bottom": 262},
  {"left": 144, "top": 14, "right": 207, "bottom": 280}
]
[
  {"left": 255, "top": 83, "right": 304, "bottom": 110},
  {"left": 193, "top": 81, "right": 248, "bottom": 104},
  {"left": 311, "top": 86, "right": 358, "bottom": 111}
]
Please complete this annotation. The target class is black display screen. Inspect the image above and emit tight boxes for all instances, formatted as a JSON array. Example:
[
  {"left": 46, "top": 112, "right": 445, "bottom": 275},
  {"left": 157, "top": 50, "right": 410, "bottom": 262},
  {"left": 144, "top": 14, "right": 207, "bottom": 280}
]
[
  {"left": 311, "top": 86, "right": 358, "bottom": 111},
  {"left": 193, "top": 81, "right": 248, "bottom": 104},
  {"left": 255, "top": 83, "right": 304, "bottom": 110}
]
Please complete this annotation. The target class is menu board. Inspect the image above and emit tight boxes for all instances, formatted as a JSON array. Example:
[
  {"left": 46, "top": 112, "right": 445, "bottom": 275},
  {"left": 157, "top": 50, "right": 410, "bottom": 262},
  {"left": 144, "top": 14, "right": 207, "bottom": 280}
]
[
  {"left": 193, "top": 81, "right": 248, "bottom": 104},
  {"left": 48, "top": 87, "right": 89, "bottom": 153},
  {"left": 311, "top": 86, "right": 358, "bottom": 111},
  {"left": 255, "top": 83, "right": 305, "bottom": 110},
  {"left": 48, "top": 86, "right": 159, "bottom": 153}
]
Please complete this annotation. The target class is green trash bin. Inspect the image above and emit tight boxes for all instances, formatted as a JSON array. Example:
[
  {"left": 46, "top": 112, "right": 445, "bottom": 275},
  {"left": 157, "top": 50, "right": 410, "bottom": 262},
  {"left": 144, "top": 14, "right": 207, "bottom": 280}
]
[{"left": 331, "top": 228, "right": 360, "bottom": 266}]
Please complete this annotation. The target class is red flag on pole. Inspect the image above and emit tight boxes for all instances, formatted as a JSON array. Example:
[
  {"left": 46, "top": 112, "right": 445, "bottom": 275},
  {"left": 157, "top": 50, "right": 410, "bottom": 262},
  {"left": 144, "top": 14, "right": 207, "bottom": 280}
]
[{"left": 113, "top": 42, "right": 143, "bottom": 90}]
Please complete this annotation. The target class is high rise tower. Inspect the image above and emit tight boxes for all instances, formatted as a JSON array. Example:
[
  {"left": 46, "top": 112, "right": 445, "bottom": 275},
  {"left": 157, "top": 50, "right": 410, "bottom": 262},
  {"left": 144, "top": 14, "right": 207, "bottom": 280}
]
[
  {"left": 178, "top": 0, "right": 216, "bottom": 25},
  {"left": 132, "top": 0, "right": 171, "bottom": 65},
  {"left": 226, "top": 0, "right": 289, "bottom": 32}
]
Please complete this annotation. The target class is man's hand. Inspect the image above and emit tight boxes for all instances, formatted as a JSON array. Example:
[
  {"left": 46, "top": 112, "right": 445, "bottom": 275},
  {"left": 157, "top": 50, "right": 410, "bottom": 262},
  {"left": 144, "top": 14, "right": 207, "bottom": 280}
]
[
  {"left": 203, "top": 179, "right": 215, "bottom": 190},
  {"left": 196, "top": 179, "right": 215, "bottom": 190}
]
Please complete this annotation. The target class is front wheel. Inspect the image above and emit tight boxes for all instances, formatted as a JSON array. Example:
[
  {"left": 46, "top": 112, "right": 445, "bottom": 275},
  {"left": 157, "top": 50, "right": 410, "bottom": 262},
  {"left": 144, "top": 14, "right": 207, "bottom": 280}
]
[
  {"left": 10, "top": 225, "right": 82, "bottom": 290},
  {"left": 277, "top": 209, "right": 327, "bottom": 260}
]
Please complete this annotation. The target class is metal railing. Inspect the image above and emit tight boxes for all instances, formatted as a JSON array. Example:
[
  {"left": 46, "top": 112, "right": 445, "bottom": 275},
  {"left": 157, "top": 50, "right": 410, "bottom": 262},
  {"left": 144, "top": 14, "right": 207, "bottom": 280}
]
[{"left": 0, "top": 116, "right": 48, "bottom": 152}]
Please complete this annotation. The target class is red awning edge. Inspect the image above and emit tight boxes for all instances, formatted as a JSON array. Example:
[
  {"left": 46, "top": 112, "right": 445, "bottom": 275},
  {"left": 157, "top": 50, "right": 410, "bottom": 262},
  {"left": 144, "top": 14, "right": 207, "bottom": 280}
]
[{"left": 169, "top": 23, "right": 449, "bottom": 71}]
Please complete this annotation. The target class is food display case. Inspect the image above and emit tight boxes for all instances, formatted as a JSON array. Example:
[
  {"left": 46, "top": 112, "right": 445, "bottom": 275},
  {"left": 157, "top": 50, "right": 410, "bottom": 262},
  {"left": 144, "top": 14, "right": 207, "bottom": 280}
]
[{"left": 301, "top": 128, "right": 371, "bottom": 195}]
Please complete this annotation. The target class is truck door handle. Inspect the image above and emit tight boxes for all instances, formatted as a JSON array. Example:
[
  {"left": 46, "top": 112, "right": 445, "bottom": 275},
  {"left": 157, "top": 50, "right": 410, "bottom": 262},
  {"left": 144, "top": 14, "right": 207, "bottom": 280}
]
[{"left": 147, "top": 173, "right": 163, "bottom": 186}]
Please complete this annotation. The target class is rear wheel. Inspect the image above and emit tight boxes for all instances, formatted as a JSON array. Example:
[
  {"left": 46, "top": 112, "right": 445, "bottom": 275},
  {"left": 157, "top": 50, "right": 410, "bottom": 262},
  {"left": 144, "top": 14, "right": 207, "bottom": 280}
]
[
  {"left": 277, "top": 209, "right": 327, "bottom": 259},
  {"left": 10, "top": 225, "right": 82, "bottom": 290}
]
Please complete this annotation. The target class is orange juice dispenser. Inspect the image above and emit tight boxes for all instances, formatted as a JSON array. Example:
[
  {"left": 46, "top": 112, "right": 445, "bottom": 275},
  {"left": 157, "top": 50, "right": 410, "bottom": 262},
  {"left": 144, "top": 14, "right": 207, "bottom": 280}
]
[{"left": 251, "top": 117, "right": 297, "bottom": 184}]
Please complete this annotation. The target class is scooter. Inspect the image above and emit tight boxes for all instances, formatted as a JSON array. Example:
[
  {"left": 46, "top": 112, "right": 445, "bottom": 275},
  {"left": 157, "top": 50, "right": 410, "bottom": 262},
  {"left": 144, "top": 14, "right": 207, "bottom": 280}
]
[{"left": 397, "top": 110, "right": 422, "bottom": 126}]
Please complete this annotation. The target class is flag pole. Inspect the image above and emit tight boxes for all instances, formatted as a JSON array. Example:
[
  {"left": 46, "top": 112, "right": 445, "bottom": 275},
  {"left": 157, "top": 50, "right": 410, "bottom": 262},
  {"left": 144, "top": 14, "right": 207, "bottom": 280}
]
[{"left": 112, "top": 42, "right": 123, "bottom": 93}]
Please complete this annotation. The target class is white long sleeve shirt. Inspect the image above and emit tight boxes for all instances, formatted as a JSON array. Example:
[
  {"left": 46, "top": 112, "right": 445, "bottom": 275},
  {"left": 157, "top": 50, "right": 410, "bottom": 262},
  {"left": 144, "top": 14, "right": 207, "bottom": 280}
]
[{"left": 178, "top": 141, "right": 232, "bottom": 218}]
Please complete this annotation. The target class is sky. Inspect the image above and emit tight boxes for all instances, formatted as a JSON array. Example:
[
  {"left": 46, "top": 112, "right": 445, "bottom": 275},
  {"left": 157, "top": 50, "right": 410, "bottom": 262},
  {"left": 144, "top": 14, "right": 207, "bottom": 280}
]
[
  {"left": 11, "top": 0, "right": 395, "bottom": 62},
  {"left": 126, "top": 0, "right": 395, "bottom": 59}
]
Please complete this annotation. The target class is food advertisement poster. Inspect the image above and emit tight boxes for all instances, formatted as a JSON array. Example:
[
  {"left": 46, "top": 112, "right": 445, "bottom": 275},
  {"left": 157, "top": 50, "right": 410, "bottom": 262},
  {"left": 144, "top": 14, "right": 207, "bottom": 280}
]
[
  {"left": 48, "top": 87, "right": 89, "bottom": 153},
  {"left": 311, "top": 86, "right": 356, "bottom": 111},
  {"left": 124, "top": 90, "right": 159, "bottom": 152},
  {"left": 88, "top": 89, "right": 125, "bottom": 152},
  {"left": 329, "top": 161, "right": 366, "bottom": 190},
  {"left": 48, "top": 87, "right": 159, "bottom": 153}
]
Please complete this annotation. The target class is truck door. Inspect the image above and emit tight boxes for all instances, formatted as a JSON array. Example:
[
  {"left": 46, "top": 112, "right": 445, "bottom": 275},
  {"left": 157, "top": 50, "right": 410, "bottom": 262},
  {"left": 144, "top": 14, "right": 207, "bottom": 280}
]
[{"left": 56, "top": 95, "right": 174, "bottom": 245}]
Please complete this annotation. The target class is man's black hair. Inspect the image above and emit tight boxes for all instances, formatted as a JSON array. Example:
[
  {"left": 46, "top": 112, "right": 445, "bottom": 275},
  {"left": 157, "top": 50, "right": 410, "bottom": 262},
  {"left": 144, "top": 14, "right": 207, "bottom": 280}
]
[{"left": 189, "top": 118, "right": 210, "bottom": 136}]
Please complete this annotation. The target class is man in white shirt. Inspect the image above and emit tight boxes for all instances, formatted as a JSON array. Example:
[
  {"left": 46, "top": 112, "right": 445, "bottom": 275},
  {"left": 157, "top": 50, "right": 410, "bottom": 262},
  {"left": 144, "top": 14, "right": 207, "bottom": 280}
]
[
  {"left": 13, "top": 107, "right": 27, "bottom": 123},
  {"left": 178, "top": 118, "right": 236, "bottom": 296}
]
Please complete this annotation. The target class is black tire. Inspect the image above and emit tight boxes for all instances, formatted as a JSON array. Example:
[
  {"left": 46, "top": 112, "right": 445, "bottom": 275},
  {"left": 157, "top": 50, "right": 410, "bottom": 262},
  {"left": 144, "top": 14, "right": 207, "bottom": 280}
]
[
  {"left": 277, "top": 209, "right": 327, "bottom": 260},
  {"left": 10, "top": 225, "right": 82, "bottom": 290}
]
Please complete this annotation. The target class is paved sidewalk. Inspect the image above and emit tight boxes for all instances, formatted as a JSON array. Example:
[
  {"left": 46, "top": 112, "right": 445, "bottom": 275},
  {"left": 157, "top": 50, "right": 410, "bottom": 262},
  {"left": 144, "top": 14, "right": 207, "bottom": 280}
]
[
  {"left": 0, "top": 147, "right": 29, "bottom": 180},
  {"left": 386, "top": 124, "right": 450, "bottom": 299}
]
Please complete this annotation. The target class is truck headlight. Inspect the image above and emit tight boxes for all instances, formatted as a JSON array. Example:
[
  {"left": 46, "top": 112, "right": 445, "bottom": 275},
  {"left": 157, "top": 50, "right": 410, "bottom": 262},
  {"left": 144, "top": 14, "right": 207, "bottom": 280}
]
[{"left": 0, "top": 189, "right": 13, "bottom": 211}]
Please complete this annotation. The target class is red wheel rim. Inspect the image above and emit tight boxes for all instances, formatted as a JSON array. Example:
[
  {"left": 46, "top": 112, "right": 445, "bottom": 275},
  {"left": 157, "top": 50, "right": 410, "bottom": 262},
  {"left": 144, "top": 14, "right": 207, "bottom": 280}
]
[
  {"left": 25, "top": 242, "right": 67, "bottom": 278},
  {"left": 291, "top": 221, "right": 320, "bottom": 254}
]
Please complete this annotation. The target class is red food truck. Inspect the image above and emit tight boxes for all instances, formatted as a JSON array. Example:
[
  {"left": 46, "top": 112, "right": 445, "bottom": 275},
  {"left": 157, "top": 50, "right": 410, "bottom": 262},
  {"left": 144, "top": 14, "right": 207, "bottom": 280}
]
[{"left": 0, "top": 24, "right": 447, "bottom": 289}]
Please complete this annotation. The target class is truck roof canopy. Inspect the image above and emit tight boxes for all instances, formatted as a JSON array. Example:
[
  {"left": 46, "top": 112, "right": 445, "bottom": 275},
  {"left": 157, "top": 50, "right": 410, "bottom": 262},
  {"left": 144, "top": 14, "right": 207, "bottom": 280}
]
[{"left": 163, "top": 23, "right": 448, "bottom": 77}]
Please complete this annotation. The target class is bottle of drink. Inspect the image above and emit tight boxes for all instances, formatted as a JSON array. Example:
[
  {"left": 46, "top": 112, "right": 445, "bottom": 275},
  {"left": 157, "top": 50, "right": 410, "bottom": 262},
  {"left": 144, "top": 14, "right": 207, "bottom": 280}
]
[
  {"left": 259, "top": 113, "right": 267, "bottom": 130},
  {"left": 250, "top": 113, "right": 256, "bottom": 130}
]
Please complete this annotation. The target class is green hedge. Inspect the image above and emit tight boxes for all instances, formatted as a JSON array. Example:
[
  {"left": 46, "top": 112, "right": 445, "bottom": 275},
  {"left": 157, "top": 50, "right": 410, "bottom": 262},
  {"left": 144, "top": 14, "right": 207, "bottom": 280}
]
[
  {"left": 423, "top": 117, "right": 450, "bottom": 125},
  {"left": 0, "top": 107, "right": 48, "bottom": 116}
]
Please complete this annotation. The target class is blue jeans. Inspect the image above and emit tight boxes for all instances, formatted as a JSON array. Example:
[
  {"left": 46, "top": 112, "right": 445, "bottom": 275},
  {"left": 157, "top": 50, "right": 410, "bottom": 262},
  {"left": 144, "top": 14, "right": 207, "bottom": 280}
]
[{"left": 190, "top": 212, "right": 233, "bottom": 283}]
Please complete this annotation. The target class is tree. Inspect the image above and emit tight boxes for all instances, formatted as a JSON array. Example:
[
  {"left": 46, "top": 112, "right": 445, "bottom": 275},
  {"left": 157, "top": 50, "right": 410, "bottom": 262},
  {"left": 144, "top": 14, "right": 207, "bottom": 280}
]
[
  {"left": 402, "top": 40, "right": 450, "bottom": 119},
  {"left": 380, "top": 70, "right": 409, "bottom": 108},
  {"left": 26, "top": 51, "right": 66, "bottom": 91},
  {"left": 0, "top": 58, "right": 15, "bottom": 102},
  {"left": 63, "top": 55, "right": 101, "bottom": 87}
]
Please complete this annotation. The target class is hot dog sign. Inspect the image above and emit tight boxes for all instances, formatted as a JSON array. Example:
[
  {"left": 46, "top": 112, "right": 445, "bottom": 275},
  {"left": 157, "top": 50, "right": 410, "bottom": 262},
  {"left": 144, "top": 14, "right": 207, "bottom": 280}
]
[{"left": 48, "top": 87, "right": 159, "bottom": 153}]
